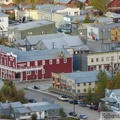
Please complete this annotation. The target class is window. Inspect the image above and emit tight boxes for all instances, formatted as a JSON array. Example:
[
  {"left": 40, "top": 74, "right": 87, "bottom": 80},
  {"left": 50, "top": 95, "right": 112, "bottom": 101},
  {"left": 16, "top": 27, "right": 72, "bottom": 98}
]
[
  {"left": 49, "top": 59, "right": 52, "bottom": 65},
  {"left": 84, "top": 83, "right": 86, "bottom": 86},
  {"left": 89, "top": 82, "right": 91, "bottom": 85},
  {"left": 27, "top": 62, "right": 30, "bottom": 66},
  {"left": 96, "top": 58, "right": 99, "bottom": 62},
  {"left": 56, "top": 59, "right": 59, "bottom": 64},
  {"left": 51, "top": 110, "right": 56, "bottom": 113},
  {"left": 106, "top": 57, "right": 109, "bottom": 61},
  {"left": 91, "top": 58, "right": 94, "bottom": 62},
  {"left": 77, "top": 89, "right": 80, "bottom": 93},
  {"left": 42, "top": 69, "right": 45, "bottom": 74},
  {"left": 35, "top": 61, "right": 37, "bottom": 66},
  {"left": 72, "top": 89, "right": 75, "bottom": 93},
  {"left": 92, "top": 88, "right": 94, "bottom": 91},
  {"left": 101, "top": 57, "right": 104, "bottom": 61},
  {"left": 77, "top": 83, "right": 80, "bottom": 87},
  {"left": 35, "top": 70, "right": 37, "bottom": 74},
  {"left": 4, "top": 60, "right": 6, "bottom": 65},
  {"left": 84, "top": 89, "right": 86, "bottom": 92},
  {"left": 42, "top": 60, "right": 45, "bottom": 65},
  {"left": 27, "top": 71, "right": 31, "bottom": 75},
  {"left": 1, "top": 59, "right": 2, "bottom": 64},
  {"left": 9, "top": 61, "right": 11, "bottom": 66},
  {"left": 64, "top": 58, "right": 67, "bottom": 63}
]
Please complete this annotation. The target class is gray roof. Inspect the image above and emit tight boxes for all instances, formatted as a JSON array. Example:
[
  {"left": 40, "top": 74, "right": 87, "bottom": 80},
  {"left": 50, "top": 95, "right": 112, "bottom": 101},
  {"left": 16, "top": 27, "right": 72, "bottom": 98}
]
[
  {"left": 65, "top": 70, "right": 111, "bottom": 83},
  {"left": 0, "top": 12, "right": 9, "bottom": 17},
  {"left": 112, "top": 89, "right": 120, "bottom": 97},
  {"left": 0, "top": 45, "right": 72, "bottom": 62},
  {"left": 30, "top": 104, "right": 61, "bottom": 112},
  {"left": 101, "top": 98, "right": 117, "bottom": 103},
  {"left": 10, "top": 102, "right": 24, "bottom": 108},
  {"left": 0, "top": 102, "right": 10, "bottom": 109},
  {"left": 96, "top": 17, "right": 113, "bottom": 23},
  {"left": 16, "top": 107, "right": 31, "bottom": 113},
  {"left": 15, "top": 33, "right": 89, "bottom": 51},
  {"left": 24, "top": 102, "right": 50, "bottom": 107},
  {"left": 91, "top": 23, "right": 120, "bottom": 30},
  {"left": 8, "top": 20, "right": 55, "bottom": 31},
  {"left": 54, "top": 0, "right": 86, "bottom": 4},
  {"left": 16, "top": 48, "right": 72, "bottom": 62}
]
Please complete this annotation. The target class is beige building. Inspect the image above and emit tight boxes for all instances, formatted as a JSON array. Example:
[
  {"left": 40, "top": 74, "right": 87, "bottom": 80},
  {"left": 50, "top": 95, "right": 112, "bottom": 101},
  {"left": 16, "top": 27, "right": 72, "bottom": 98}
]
[{"left": 51, "top": 70, "right": 104, "bottom": 98}]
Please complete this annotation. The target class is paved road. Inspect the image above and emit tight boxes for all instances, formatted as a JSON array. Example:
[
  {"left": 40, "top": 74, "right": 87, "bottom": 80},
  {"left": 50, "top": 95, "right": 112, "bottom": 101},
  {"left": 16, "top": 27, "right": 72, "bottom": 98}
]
[{"left": 15, "top": 81, "right": 100, "bottom": 120}]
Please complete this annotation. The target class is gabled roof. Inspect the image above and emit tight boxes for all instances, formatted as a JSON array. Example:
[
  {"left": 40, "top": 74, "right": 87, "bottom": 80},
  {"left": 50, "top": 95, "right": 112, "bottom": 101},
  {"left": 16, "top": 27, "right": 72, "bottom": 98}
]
[
  {"left": 16, "top": 107, "right": 31, "bottom": 113},
  {"left": 112, "top": 89, "right": 120, "bottom": 97},
  {"left": 10, "top": 102, "right": 24, "bottom": 108},
  {"left": 29, "top": 104, "right": 61, "bottom": 112},
  {"left": 0, "top": 12, "right": 9, "bottom": 17},
  {"left": 63, "top": 70, "right": 111, "bottom": 83}
]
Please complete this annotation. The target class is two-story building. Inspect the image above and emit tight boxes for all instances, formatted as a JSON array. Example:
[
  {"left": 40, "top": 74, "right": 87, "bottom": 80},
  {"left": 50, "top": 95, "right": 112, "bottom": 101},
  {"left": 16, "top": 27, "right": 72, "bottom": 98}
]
[
  {"left": 51, "top": 70, "right": 111, "bottom": 98},
  {"left": 8, "top": 19, "right": 56, "bottom": 42},
  {"left": 110, "top": 26, "right": 120, "bottom": 42},
  {"left": 0, "top": 45, "right": 73, "bottom": 81},
  {"left": 80, "top": 50, "right": 120, "bottom": 73}
]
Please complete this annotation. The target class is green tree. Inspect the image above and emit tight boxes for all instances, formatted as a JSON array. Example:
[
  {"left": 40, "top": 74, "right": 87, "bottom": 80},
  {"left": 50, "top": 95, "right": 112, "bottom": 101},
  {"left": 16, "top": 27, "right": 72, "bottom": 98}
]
[
  {"left": 85, "top": 87, "right": 92, "bottom": 104},
  {"left": 13, "top": 0, "right": 21, "bottom": 5},
  {"left": 93, "top": 70, "right": 108, "bottom": 104},
  {"left": 91, "top": 0, "right": 110, "bottom": 14},
  {"left": 76, "top": 2, "right": 83, "bottom": 9},
  {"left": 59, "top": 108, "right": 66, "bottom": 118},
  {"left": 113, "top": 71, "right": 120, "bottom": 89},
  {"left": 0, "top": 80, "right": 26, "bottom": 103},
  {"left": 83, "top": 14, "right": 90, "bottom": 23}
]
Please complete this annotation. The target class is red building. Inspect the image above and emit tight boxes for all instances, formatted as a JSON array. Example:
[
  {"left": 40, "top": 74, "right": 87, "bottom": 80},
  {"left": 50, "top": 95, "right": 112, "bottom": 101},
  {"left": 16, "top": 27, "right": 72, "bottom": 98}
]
[
  {"left": 108, "top": 0, "right": 120, "bottom": 8},
  {"left": 0, "top": 45, "right": 73, "bottom": 81}
]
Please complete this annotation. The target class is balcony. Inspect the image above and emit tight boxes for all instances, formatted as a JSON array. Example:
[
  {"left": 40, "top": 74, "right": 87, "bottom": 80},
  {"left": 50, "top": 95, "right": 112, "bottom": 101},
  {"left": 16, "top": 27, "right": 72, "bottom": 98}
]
[{"left": 0, "top": 64, "right": 43, "bottom": 72}]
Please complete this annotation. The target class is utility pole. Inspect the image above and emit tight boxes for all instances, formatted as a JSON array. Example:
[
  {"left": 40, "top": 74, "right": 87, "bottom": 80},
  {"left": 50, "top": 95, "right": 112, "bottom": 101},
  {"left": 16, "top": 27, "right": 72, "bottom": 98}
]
[{"left": 110, "top": 56, "right": 114, "bottom": 79}]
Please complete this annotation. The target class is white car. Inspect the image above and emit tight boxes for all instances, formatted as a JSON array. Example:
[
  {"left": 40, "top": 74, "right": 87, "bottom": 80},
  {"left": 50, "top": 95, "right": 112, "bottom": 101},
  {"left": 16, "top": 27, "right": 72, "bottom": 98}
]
[
  {"left": 57, "top": 95, "right": 68, "bottom": 101},
  {"left": 79, "top": 114, "right": 88, "bottom": 119}
]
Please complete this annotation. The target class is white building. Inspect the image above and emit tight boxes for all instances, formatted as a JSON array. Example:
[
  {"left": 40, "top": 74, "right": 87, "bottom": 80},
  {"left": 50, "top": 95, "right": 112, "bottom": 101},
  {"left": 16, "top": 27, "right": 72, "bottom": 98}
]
[
  {"left": 0, "top": 12, "right": 9, "bottom": 32},
  {"left": 56, "top": 8, "right": 80, "bottom": 16}
]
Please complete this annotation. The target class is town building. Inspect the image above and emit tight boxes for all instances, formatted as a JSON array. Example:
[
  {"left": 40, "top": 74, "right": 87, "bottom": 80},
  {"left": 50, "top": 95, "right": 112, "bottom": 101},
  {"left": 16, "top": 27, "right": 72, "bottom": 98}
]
[
  {"left": 101, "top": 88, "right": 120, "bottom": 111},
  {"left": 0, "top": 45, "right": 72, "bottom": 81},
  {"left": 110, "top": 26, "right": 120, "bottom": 42},
  {"left": 51, "top": 70, "right": 111, "bottom": 98},
  {"left": 8, "top": 19, "right": 56, "bottom": 42},
  {"left": 0, "top": 100, "right": 61, "bottom": 119}
]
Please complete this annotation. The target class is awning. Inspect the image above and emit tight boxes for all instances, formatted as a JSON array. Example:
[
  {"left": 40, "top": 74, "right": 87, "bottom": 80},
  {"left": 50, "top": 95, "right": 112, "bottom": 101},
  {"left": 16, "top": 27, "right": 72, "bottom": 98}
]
[{"left": 101, "top": 98, "right": 117, "bottom": 103}]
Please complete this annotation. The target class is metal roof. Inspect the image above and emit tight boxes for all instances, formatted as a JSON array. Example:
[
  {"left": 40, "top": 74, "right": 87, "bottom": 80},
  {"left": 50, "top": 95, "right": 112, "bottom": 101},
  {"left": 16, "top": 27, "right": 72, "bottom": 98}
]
[
  {"left": 15, "top": 33, "right": 89, "bottom": 51},
  {"left": 24, "top": 102, "right": 50, "bottom": 107},
  {"left": 8, "top": 20, "right": 55, "bottom": 31},
  {"left": 10, "top": 102, "right": 24, "bottom": 108},
  {"left": 16, "top": 48, "right": 72, "bottom": 62},
  {"left": 65, "top": 70, "right": 111, "bottom": 83},
  {"left": 29, "top": 104, "right": 61, "bottom": 112},
  {"left": 16, "top": 107, "right": 31, "bottom": 113}
]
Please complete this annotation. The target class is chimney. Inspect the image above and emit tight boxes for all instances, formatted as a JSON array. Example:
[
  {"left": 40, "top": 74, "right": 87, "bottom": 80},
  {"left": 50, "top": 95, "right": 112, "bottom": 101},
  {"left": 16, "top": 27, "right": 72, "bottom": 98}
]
[{"left": 60, "top": 51, "right": 63, "bottom": 57}]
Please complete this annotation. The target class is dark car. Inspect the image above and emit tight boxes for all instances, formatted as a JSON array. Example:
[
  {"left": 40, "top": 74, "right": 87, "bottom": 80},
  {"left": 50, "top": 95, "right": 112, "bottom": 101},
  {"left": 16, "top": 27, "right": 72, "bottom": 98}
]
[
  {"left": 69, "top": 112, "right": 77, "bottom": 117},
  {"left": 34, "top": 85, "right": 39, "bottom": 90},
  {"left": 90, "top": 105, "right": 98, "bottom": 110},
  {"left": 69, "top": 99, "right": 78, "bottom": 104},
  {"left": 78, "top": 101, "right": 87, "bottom": 107},
  {"left": 28, "top": 99, "right": 36, "bottom": 103}
]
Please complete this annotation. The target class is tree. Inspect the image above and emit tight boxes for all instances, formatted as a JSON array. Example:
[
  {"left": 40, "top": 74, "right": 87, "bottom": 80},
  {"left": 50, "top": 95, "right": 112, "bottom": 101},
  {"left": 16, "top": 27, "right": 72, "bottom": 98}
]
[
  {"left": 13, "top": 0, "right": 21, "bottom": 5},
  {"left": 113, "top": 71, "right": 120, "bottom": 89},
  {"left": 59, "top": 108, "right": 66, "bottom": 118},
  {"left": 85, "top": 87, "right": 92, "bottom": 104},
  {"left": 93, "top": 70, "right": 108, "bottom": 104},
  {"left": 0, "top": 80, "right": 26, "bottom": 103},
  {"left": 76, "top": 2, "right": 83, "bottom": 9},
  {"left": 83, "top": 14, "right": 90, "bottom": 23},
  {"left": 91, "top": 0, "right": 110, "bottom": 14}
]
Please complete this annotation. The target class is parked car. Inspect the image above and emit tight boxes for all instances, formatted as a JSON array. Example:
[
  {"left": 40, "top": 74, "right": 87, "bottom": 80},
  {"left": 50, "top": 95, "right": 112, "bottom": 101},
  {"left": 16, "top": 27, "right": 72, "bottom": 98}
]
[
  {"left": 34, "top": 85, "right": 39, "bottom": 90},
  {"left": 79, "top": 114, "right": 88, "bottom": 119},
  {"left": 78, "top": 101, "right": 87, "bottom": 107},
  {"left": 90, "top": 105, "right": 98, "bottom": 110},
  {"left": 69, "top": 99, "right": 78, "bottom": 104},
  {"left": 28, "top": 99, "right": 36, "bottom": 103},
  {"left": 57, "top": 95, "right": 68, "bottom": 101},
  {"left": 69, "top": 112, "right": 77, "bottom": 117}
]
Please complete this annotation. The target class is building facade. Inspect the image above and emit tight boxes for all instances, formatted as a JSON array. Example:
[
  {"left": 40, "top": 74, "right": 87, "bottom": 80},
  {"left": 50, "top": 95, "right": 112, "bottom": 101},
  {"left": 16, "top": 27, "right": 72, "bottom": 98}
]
[
  {"left": 0, "top": 45, "right": 73, "bottom": 81},
  {"left": 51, "top": 70, "right": 102, "bottom": 98},
  {"left": 80, "top": 51, "right": 120, "bottom": 73},
  {"left": 8, "top": 20, "right": 56, "bottom": 42},
  {"left": 110, "top": 27, "right": 120, "bottom": 42}
]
